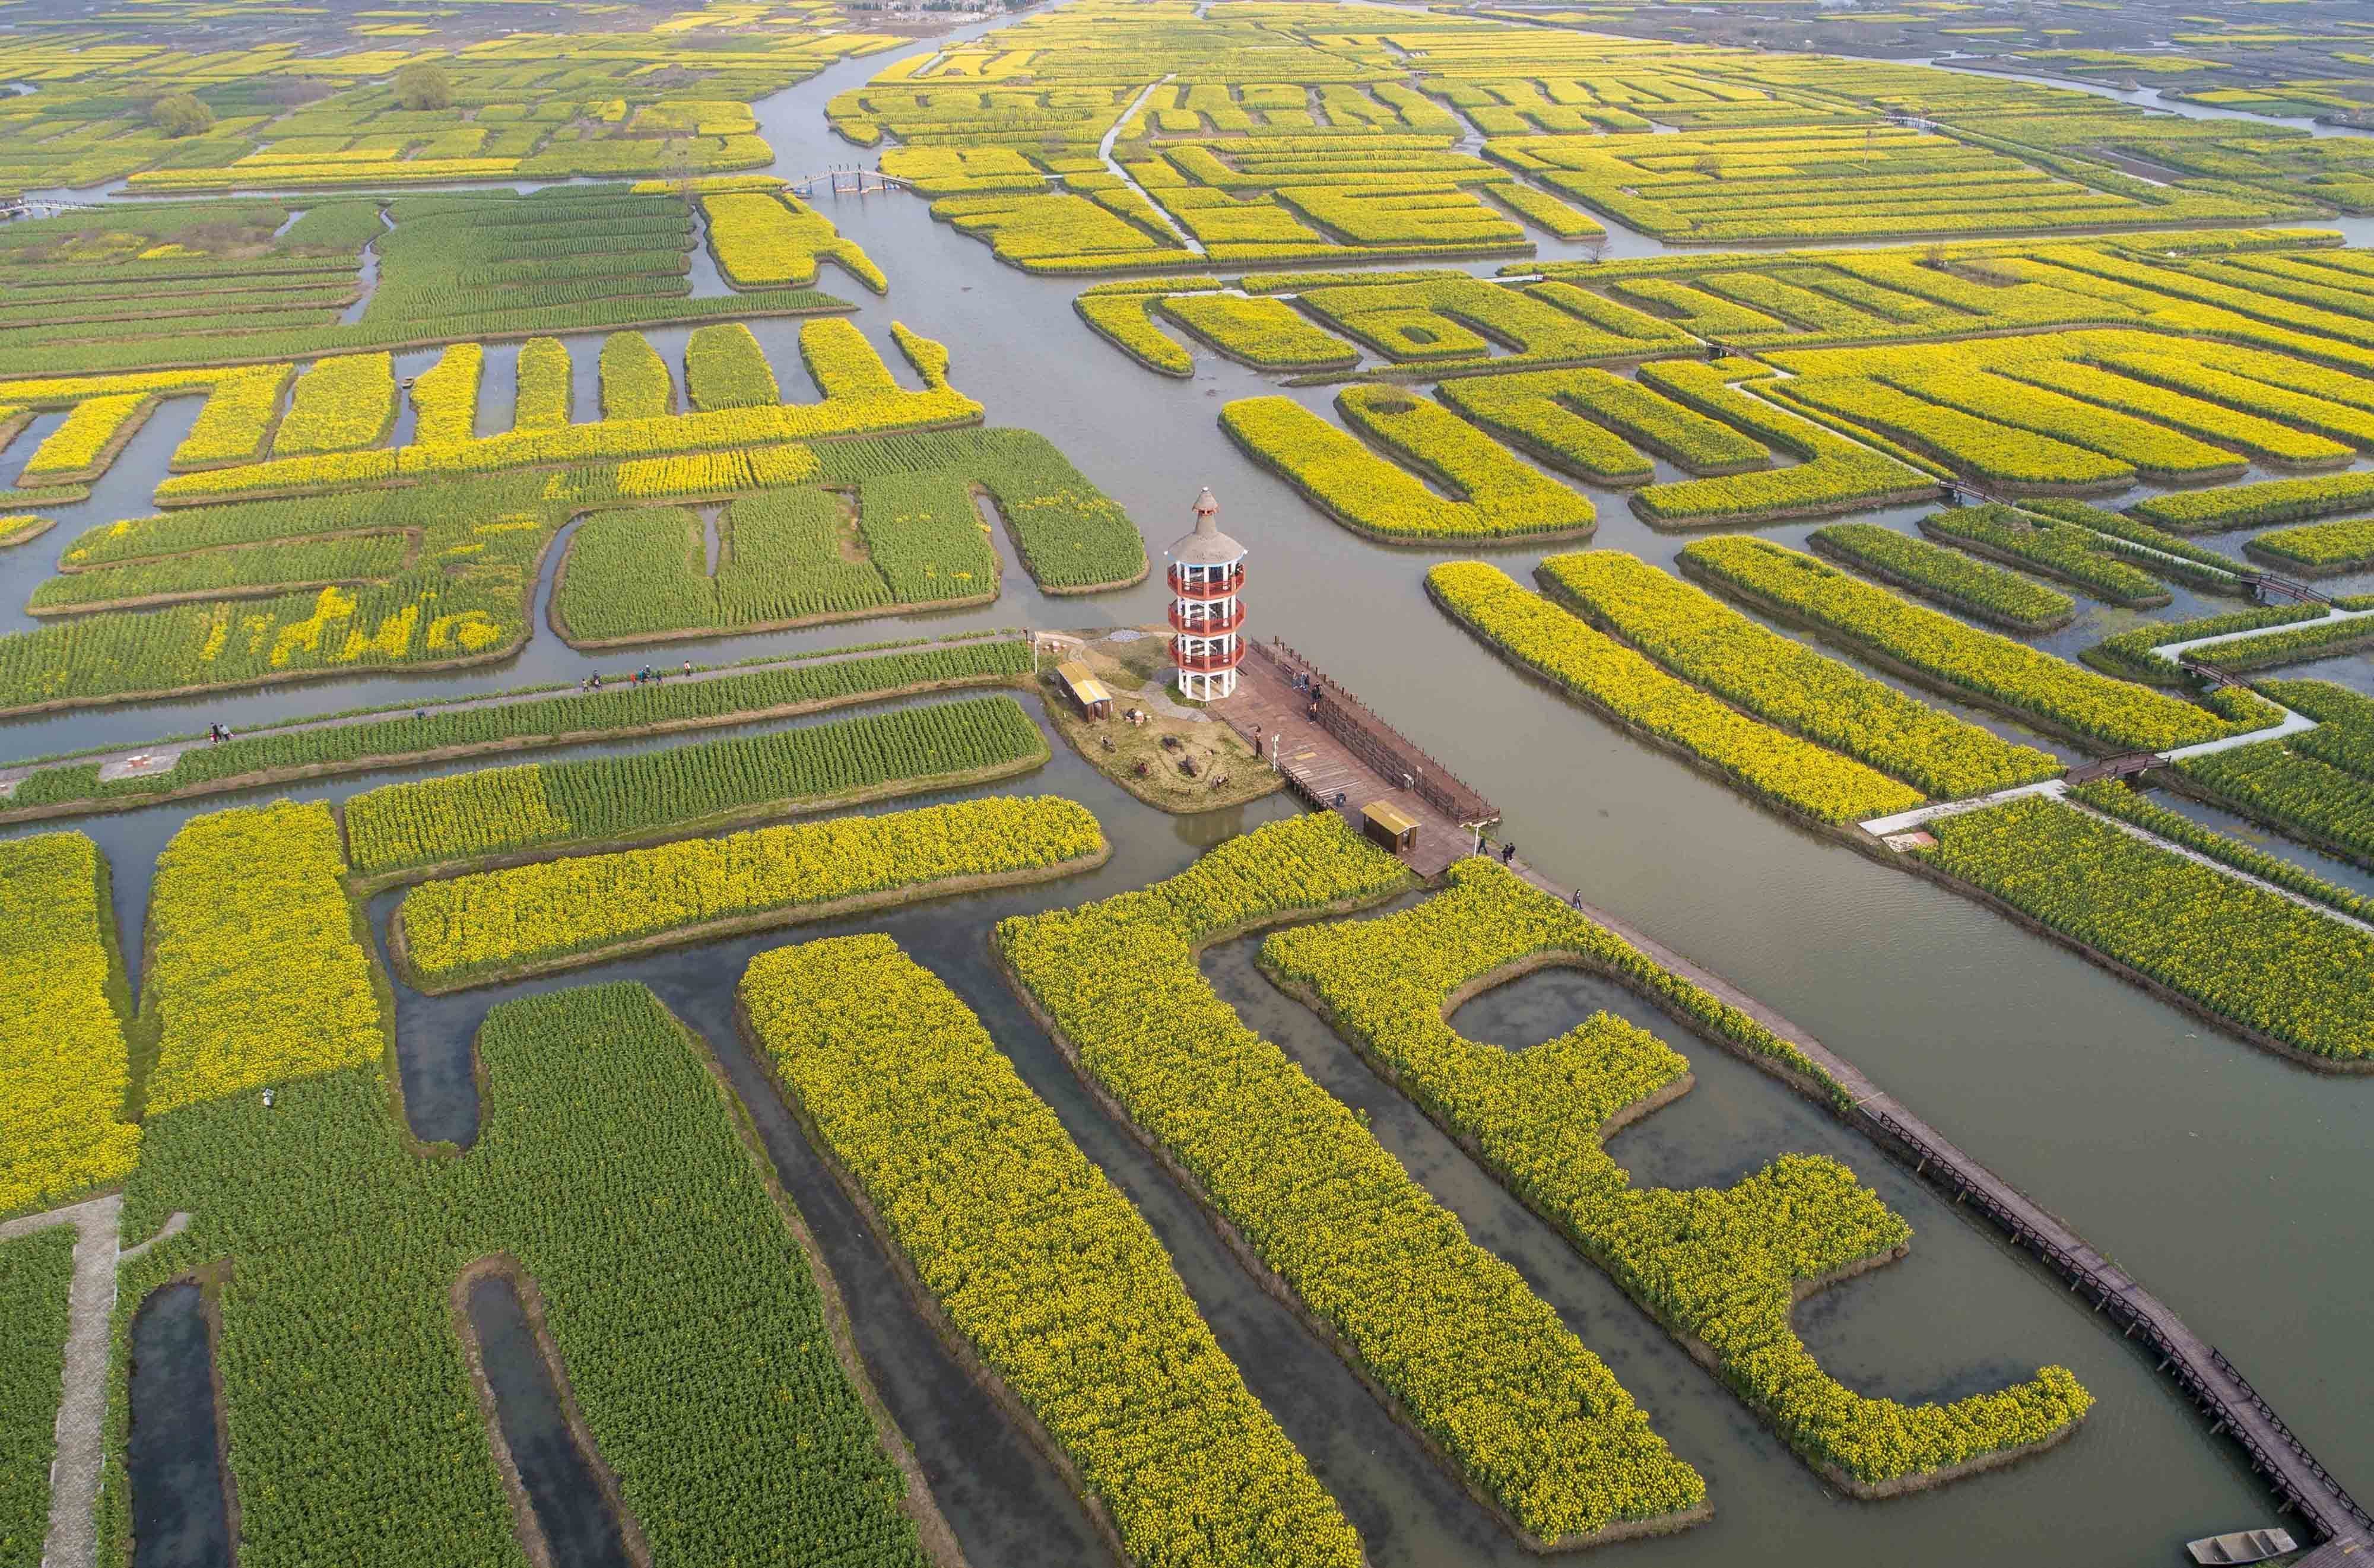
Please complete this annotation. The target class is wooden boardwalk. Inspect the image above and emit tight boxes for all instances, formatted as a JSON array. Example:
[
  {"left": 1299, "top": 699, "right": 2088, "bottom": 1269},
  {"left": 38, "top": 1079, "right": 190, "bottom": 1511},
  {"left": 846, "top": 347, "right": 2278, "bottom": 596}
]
[
  {"left": 1522, "top": 865, "right": 2370, "bottom": 1551},
  {"left": 1211, "top": 638, "right": 1495, "bottom": 877},
  {"left": 1209, "top": 639, "right": 2365, "bottom": 1554}
]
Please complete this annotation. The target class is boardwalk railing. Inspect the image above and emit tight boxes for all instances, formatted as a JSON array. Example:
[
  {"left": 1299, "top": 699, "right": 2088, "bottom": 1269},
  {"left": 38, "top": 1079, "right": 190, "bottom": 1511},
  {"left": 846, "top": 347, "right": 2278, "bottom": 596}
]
[
  {"left": 1244, "top": 637, "right": 1497, "bottom": 826},
  {"left": 2064, "top": 752, "right": 2163, "bottom": 786},
  {"left": 1859, "top": 1104, "right": 2369, "bottom": 1542},
  {"left": 2240, "top": 572, "right": 2334, "bottom": 607}
]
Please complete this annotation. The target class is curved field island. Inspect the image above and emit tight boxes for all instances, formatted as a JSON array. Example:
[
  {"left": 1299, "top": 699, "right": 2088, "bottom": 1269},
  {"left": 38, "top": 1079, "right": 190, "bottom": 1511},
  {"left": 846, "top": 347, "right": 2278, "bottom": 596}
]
[
  {"left": 342, "top": 694, "right": 1053, "bottom": 885},
  {"left": 1625, "top": 362, "right": 1936, "bottom": 530},
  {"left": 996, "top": 814, "right": 1712, "bottom": 1551},
  {"left": 1073, "top": 290, "right": 1197, "bottom": 377},
  {"left": 106, "top": 979, "right": 962, "bottom": 1568},
  {"left": 0, "top": 340, "right": 1143, "bottom": 719},
  {"left": 1220, "top": 388, "right": 1595, "bottom": 547},
  {"left": 1259, "top": 859, "right": 2095, "bottom": 1494},
  {"left": 1429, "top": 561, "right": 1926, "bottom": 829},
  {"left": 742, "top": 934, "right": 1367, "bottom": 1568},
  {"left": 393, "top": 795, "right": 1109, "bottom": 993},
  {"left": 0, "top": 637, "right": 1033, "bottom": 828}
]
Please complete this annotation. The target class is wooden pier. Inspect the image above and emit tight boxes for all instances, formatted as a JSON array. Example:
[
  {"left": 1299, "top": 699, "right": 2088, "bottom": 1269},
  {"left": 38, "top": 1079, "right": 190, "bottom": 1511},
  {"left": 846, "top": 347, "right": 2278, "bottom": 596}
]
[
  {"left": 1211, "top": 637, "right": 1496, "bottom": 877},
  {"left": 1211, "top": 640, "right": 2366, "bottom": 1556}
]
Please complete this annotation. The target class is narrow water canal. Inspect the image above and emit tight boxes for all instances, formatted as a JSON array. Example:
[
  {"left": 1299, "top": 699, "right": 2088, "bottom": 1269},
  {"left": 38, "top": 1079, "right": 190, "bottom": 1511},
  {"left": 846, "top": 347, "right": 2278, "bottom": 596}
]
[{"left": 126, "top": 1283, "right": 232, "bottom": 1568}]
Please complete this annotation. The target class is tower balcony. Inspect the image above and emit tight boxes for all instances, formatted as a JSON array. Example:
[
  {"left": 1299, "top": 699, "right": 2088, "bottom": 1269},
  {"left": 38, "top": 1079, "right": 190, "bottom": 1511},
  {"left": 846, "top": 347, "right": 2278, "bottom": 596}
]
[
  {"left": 1173, "top": 640, "right": 1245, "bottom": 673},
  {"left": 1168, "top": 563, "right": 1245, "bottom": 600},
  {"left": 1169, "top": 599, "right": 1245, "bottom": 635}
]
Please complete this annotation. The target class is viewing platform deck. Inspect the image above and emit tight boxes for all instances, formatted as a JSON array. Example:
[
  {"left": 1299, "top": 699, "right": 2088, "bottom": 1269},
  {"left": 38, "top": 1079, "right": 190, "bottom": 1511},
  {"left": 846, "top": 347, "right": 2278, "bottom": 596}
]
[
  {"left": 1211, "top": 637, "right": 1496, "bottom": 877},
  {"left": 1215, "top": 640, "right": 2366, "bottom": 1556}
]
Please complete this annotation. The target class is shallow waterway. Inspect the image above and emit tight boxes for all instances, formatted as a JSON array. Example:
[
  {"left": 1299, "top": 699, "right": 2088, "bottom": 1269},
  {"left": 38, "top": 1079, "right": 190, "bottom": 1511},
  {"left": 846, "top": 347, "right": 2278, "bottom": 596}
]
[{"left": 40, "top": 13, "right": 2374, "bottom": 1567}]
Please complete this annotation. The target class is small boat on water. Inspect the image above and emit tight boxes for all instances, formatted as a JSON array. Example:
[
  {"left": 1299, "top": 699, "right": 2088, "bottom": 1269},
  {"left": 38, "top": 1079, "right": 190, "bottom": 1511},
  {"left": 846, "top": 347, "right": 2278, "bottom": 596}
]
[{"left": 2186, "top": 1526, "right": 2297, "bottom": 1565}]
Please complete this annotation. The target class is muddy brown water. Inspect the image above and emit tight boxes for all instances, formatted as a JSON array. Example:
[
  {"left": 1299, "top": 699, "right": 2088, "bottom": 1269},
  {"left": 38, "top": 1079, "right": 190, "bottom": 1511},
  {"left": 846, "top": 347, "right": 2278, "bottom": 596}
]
[{"left": 39, "top": 11, "right": 2374, "bottom": 1566}]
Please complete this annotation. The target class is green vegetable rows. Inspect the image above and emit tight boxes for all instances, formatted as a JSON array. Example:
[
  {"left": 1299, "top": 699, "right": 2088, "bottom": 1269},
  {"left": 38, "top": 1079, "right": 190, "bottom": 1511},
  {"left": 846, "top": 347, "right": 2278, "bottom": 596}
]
[
  {"left": 1917, "top": 795, "right": 2374, "bottom": 1064},
  {"left": 2, "top": 1227, "right": 75, "bottom": 1568},
  {"left": 2068, "top": 782, "right": 2373, "bottom": 922},
  {"left": 5, "top": 639, "right": 1030, "bottom": 823},
  {"left": 106, "top": 982, "right": 938, "bottom": 1568},
  {"left": 344, "top": 694, "right": 1049, "bottom": 878}
]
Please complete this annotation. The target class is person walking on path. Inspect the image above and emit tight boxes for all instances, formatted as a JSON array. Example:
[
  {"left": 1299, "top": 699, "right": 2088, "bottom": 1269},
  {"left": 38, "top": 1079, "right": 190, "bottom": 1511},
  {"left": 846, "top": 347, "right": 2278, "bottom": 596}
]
[
  {"left": 682, "top": 661, "right": 692, "bottom": 678},
  {"left": 1501, "top": 840, "right": 1516, "bottom": 866}
]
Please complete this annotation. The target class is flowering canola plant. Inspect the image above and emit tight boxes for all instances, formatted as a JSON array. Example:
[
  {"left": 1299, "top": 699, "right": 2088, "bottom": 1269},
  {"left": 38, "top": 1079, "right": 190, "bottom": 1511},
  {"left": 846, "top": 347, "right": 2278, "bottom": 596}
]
[
  {"left": 744, "top": 934, "right": 1366, "bottom": 1568},
  {"left": 0, "top": 833, "right": 139, "bottom": 1214},
  {"left": 141, "top": 801, "right": 386, "bottom": 1115},
  {"left": 400, "top": 795, "right": 1105, "bottom": 990},
  {"left": 998, "top": 814, "right": 1710, "bottom": 1544},
  {"left": 1262, "top": 860, "right": 2094, "bottom": 1486}
]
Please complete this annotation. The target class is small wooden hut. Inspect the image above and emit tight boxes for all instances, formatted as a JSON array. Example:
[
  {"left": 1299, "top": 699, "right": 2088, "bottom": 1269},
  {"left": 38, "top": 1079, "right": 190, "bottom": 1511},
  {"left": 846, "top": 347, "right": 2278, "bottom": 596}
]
[
  {"left": 1361, "top": 800, "right": 1420, "bottom": 854},
  {"left": 1055, "top": 659, "right": 1113, "bottom": 719}
]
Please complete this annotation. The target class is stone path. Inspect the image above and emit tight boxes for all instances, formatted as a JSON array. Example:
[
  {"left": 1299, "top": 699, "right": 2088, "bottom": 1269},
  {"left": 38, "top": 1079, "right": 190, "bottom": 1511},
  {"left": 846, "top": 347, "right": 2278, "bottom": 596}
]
[
  {"left": 0, "top": 1195, "right": 125, "bottom": 1568},
  {"left": 0, "top": 1198, "right": 193, "bottom": 1568}
]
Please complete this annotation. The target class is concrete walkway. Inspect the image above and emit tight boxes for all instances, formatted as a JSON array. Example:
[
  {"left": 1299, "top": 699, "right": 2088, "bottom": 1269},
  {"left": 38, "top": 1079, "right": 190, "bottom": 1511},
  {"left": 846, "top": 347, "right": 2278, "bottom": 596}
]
[
  {"left": 1850, "top": 601, "right": 2373, "bottom": 929},
  {"left": 1858, "top": 778, "right": 2067, "bottom": 838},
  {"left": 0, "top": 1196, "right": 193, "bottom": 1568},
  {"left": 1099, "top": 78, "right": 1206, "bottom": 257}
]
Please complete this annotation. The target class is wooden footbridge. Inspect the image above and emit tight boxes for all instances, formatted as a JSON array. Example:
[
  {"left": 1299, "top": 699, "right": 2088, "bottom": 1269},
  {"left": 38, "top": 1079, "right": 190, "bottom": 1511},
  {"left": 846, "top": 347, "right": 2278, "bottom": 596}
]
[
  {"left": 786, "top": 167, "right": 913, "bottom": 197},
  {"left": 2065, "top": 751, "right": 2165, "bottom": 786},
  {"left": 2240, "top": 572, "right": 2333, "bottom": 608},
  {"left": 2179, "top": 652, "right": 2248, "bottom": 690},
  {"left": 1213, "top": 639, "right": 2367, "bottom": 1559}
]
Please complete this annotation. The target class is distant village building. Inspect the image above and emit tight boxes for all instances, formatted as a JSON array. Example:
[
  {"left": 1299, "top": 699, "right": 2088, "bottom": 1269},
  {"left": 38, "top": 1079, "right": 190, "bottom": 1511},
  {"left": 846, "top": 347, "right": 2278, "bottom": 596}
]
[{"left": 1167, "top": 487, "right": 1245, "bottom": 702}]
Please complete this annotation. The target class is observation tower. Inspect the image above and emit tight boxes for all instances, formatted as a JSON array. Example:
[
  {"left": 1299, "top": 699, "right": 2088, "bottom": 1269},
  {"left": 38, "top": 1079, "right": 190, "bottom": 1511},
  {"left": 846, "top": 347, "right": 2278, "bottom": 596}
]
[{"left": 1167, "top": 487, "right": 1245, "bottom": 702}]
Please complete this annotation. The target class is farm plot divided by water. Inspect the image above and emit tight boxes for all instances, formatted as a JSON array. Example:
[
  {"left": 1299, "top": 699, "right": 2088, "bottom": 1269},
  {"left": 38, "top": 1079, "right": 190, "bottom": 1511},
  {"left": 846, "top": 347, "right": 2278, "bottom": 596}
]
[{"left": 1, "top": 1, "right": 2370, "bottom": 1566}]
